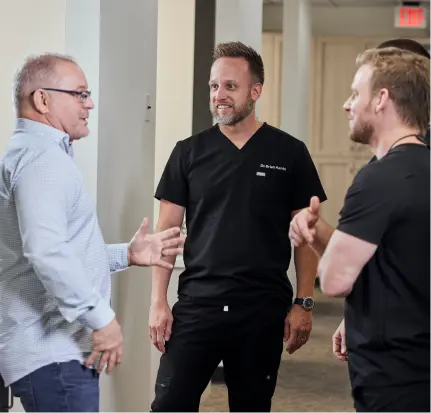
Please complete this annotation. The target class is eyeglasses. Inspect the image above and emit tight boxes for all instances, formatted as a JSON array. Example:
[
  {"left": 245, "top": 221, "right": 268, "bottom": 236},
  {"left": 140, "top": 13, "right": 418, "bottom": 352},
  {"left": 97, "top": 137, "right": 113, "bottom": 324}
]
[{"left": 31, "top": 88, "right": 92, "bottom": 103}]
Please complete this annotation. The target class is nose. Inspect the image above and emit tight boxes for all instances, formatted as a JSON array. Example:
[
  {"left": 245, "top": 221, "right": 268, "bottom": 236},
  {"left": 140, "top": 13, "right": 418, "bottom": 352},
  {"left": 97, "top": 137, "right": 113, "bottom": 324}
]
[
  {"left": 85, "top": 96, "right": 95, "bottom": 110},
  {"left": 214, "top": 88, "right": 227, "bottom": 101},
  {"left": 343, "top": 97, "right": 351, "bottom": 112}
]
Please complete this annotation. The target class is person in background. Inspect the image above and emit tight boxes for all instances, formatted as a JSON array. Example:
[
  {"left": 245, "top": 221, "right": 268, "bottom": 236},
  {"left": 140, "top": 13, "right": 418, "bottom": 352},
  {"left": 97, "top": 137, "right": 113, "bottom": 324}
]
[
  {"left": 0, "top": 53, "right": 184, "bottom": 412},
  {"left": 289, "top": 47, "right": 430, "bottom": 412},
  {"left": 149, "top": 41, "right": 326, "bottom": 412}
]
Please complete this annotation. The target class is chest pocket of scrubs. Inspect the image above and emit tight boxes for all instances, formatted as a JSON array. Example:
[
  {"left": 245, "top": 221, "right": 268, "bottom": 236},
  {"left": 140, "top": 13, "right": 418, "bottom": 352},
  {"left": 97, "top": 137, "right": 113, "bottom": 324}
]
[{"left": 251, "top": 168, "right": 287, "bottom": 208}]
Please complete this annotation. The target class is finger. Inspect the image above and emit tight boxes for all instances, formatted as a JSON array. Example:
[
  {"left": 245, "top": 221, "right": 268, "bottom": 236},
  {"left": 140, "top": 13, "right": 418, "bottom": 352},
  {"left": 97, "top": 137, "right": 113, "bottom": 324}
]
[
  {"left": 139, "top": 217, "right": 150, "bottom": 235},
  {"left": 116, "top": 345, "right": 124, "bottom": 365},
  {"left": 334, "top": 351, "right": 348, "bottom": 362},
  {"left": 164, "top": 319, "right": 173, "bottom": 341},
  {"left": 298, "top": 334, "right": 309, "bottom": 347},
  {"left": 289, "top": 231, "right": 305, "bottom": 248},
  {"left": 286, "top": 329, "right": 298, "bottom": 354},
  {"left": 162, "top": 237, "right": 185, "bottom": 249},
  {"left": 94, "top": 340, "right": 115, "bottom": 352},
  {"left": 296, "top": 215, "right": 314, "bottom": 244},
  {"left": 289, "top": 220, "right": 307, "bottom": 246},
  {"left": 283, "top": 318, "right": 290, "bottom": 342},
  {"left": 150, "top": 326, "right": 158, "bottom": 348},
  {"left": 156, "top": 321, "right": 167, "bottom": 353},
  {"left": 341, "top": 336, "right": 347, "bottom": 355},
  {"left": 299, "top": 330, "right": 310, "bottom": 345},
  {"left": 85, "top": 350, "right": 100, "bottom": 368},
  {"left": 106, "top": 351, "right": 117, "bottom": 375},
  {"left": 98, "top": 351, "right": 110, "bottom": 374},
  {"left": 309, "top": 196, "right": 320, "bottom": 215},
  {"left": 156, "top": 331, "right": 166, "bottom": 353},
  {"left": 159, "top": 227, "right": 181, "bottom": 240},
  {"left": 333, "top": 336, "right": 341, "bottom": 356},
  {"left": 295, "top": 331, "right": 307, "bottom": 347},
  {"left": 162, "top": 247, "right": 184, "bottom": 257}
]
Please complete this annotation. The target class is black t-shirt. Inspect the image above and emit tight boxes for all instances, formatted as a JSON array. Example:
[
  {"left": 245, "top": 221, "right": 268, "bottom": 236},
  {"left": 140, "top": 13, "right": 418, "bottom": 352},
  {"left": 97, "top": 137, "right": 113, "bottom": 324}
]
[
  {"left": 338, "top": 144, "right": 430, "bottom": 389},
  {"left": 368, "top": 130, "right": 430, "bottom": 164},
  {"left": 155, "top": 123, "right": 327, "bottom": 305}
]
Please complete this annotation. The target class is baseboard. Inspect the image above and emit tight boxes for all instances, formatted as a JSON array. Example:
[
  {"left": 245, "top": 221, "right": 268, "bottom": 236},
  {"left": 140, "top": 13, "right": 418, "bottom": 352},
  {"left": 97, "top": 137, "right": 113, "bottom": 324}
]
[
  {"left": 201, "top": 381, "right": 212, "bottom": 401},
  {"left": 211, "top": 365, "right": 225, "bottom": 384}
]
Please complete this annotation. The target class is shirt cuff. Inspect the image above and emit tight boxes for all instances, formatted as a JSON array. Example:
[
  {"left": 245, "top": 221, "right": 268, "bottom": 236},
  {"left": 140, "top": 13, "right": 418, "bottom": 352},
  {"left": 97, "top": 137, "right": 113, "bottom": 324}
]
[
  {"left": 79, "top": 300, "right": 116, "bottom": 330},
  {"left": 107, "top": 243, "right": 129, "bottom": 272}
]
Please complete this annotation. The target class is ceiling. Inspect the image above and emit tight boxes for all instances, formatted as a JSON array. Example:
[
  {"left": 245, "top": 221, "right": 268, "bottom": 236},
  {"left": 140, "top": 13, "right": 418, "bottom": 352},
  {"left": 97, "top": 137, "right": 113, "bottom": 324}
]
[{"left": 263, "top": 0, "right": 430, "bottom": 7}]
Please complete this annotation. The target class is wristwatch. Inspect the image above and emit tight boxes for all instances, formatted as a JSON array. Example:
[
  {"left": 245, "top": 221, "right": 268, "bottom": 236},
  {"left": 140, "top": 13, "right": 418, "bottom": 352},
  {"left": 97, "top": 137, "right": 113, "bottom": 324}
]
[{"left": 294, "top": 296, "right": 315, "bottom": 311}]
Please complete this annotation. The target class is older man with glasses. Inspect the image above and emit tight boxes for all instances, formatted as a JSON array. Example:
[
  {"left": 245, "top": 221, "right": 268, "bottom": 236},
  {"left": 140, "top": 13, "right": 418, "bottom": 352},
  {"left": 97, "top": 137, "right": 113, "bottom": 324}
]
[{"left": 0, "top": 53, "right": 184, "bottom": 412}]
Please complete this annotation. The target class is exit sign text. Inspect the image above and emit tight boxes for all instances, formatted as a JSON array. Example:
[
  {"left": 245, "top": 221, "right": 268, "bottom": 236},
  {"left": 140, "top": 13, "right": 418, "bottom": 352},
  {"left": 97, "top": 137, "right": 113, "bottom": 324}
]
[{"left": 394, "top": 6, "right": 427, "bottom": 29}]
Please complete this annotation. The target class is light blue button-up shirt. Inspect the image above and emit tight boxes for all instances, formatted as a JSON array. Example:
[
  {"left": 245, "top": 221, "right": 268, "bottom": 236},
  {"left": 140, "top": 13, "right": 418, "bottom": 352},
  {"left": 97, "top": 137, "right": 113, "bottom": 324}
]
[{"left": 0, "top": 119, "right": 129, "bottom": 386}]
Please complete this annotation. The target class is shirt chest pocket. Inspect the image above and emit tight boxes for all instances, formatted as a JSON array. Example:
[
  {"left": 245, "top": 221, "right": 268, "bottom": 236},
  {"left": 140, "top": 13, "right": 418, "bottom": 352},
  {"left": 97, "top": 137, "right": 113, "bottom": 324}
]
[{"left": 251, "top": 169, "right": 288, "bottom": 207}]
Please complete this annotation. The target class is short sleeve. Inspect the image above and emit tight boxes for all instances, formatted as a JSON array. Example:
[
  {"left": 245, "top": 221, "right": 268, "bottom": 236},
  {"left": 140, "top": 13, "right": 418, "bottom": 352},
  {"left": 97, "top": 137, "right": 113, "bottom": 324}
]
[
  {"left": 290, "top": 141, "right": 327, "bottom": 211},
  {"left": 337, "top": 166, "right": 400, "bottom": 245},
  {"left": 154, "top": 141, "right": 188, "bottom": 207}
]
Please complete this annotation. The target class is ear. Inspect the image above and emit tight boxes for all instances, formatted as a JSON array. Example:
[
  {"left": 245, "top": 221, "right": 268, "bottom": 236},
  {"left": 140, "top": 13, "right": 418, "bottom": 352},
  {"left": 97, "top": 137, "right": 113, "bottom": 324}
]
[
  {"left": 374, "top": 88, "right": 390, "bottom": 113},
  {"left": 31, "top": 89, "right": 50, "bottom": 114},
  {"left": 251, "top": 83, "right": 263, "bottom": 102}
]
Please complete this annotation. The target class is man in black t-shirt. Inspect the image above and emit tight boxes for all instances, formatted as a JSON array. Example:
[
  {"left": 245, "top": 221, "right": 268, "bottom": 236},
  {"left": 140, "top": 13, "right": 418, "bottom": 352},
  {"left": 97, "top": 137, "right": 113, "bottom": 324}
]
[
  {"left": 289, "top": 48, "right": 430, "bottom": 412},
  {"left": 149, "top": 41, "right": 326, "bottom": 412}
]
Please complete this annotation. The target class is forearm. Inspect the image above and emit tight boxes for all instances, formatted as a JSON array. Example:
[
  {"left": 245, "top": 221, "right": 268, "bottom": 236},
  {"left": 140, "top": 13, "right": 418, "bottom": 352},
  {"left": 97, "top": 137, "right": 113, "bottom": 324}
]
[
  {"left": 294, "top": 244, "right": 318, "bottom": 297},
  {"left": 310, "top": 218, "right": 335, "bottom": 257},
  {"left": 30, "top": 248, "right": 115, "bottom": 329},
  {"left": 106, "top": 243, "right": 129, "bottom": 272},
  {"left": 151, "top": 266, "right": 174, "bottom": 304},
  {"left": 150, "top": 221, "right": 176, "bottom": 304}
]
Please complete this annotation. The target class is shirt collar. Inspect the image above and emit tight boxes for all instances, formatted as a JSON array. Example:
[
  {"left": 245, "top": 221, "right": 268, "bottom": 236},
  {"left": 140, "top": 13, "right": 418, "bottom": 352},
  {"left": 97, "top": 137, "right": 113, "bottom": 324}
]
[{"left": 14, "top": 118, "right": 73, "bottom": 157}]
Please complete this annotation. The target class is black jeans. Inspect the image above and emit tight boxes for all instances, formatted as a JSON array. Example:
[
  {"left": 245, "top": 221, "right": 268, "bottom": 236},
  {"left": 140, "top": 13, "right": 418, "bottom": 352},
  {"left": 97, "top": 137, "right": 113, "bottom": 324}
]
[
  {"left": 353, "top": 381, "right": 430, "bottom": 412},
  {"left": 151, "top": 296, "right": 288, "bottom": 412},
  {"left": 10, "top": 361, "right": 99, "bottom": 412}
]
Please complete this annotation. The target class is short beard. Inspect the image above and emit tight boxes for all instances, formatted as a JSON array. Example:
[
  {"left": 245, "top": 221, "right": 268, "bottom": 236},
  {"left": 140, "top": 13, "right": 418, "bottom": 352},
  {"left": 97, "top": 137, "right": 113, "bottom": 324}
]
[
  {"left": 210, "top": 96, "right": 254, "bottom": 126},
  {"left": 349, "top": 121, "right": 374, "bottom": 145}
]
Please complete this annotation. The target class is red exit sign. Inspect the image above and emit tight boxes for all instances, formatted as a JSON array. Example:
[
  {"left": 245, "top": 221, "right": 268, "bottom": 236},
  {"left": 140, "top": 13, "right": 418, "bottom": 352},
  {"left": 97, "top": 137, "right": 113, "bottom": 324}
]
[{"left": 395, "top": 6, "right": 427, "bottom": 28}]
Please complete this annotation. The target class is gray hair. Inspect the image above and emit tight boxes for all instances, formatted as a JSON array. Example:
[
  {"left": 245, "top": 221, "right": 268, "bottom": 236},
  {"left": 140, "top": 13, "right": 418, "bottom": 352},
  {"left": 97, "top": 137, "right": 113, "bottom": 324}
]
[{"left": 13, "top": 53, "right": 76, "bottom": 111}]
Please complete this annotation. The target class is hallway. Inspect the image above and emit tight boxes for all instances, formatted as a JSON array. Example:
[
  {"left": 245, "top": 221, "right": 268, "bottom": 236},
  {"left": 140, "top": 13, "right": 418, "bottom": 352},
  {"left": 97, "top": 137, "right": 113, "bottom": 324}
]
[{"left": 201, "top": 290, "right": 355, "bottom": 412}]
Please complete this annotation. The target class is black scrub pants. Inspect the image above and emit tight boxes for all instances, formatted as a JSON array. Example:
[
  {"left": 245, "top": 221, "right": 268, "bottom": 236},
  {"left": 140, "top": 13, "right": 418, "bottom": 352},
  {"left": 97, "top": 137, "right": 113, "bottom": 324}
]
[
  {"left": 150, "top": 295, "right": 289, "bottom": 412},
  {"left": 353, "top": 381, "right": 430, "bottom": 412}
]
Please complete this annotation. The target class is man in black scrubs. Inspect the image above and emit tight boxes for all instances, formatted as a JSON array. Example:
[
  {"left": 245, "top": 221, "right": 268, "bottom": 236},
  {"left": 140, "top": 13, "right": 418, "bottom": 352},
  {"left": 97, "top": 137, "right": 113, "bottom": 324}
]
[
  {"left": 289, "top": 47, "right": 430, "bottom": 412},
  {"left": 149, "top": 41, "right": 326, "bottom": 412}
]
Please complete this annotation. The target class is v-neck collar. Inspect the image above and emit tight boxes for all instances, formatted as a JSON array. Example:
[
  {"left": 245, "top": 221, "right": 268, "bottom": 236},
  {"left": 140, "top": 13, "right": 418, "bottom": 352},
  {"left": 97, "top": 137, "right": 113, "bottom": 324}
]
[{"left": 216, "top": 122, "right": 268, "bottom": 152}]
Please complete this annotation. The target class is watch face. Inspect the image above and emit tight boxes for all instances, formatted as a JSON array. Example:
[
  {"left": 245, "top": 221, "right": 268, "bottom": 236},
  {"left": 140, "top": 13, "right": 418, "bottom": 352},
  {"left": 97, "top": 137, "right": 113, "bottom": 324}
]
[{"left": 303, "top": 297, "right": 314, "bottom": 309}]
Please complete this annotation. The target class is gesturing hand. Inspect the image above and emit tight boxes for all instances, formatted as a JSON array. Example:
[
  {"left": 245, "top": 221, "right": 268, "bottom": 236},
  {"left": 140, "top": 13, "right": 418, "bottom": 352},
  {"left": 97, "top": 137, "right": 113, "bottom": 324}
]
[
  {"left": 289, "top": 196, "right": 321, "bottom": 247},
  {"left": 128, "top": 217, "right": 185, "bottom": 269}
]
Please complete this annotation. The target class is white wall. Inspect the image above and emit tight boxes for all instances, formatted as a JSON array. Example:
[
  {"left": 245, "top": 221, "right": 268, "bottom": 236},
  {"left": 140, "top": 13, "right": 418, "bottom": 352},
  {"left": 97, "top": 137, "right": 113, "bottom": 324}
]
[
  {"left": 0, "top": 0, "right": 67, "bottom": 154},
  {"left": 280, "top": 0, "right": 311, "bottom": 143},
  {"left": 65, "top": 0, "right": 101, "bottom": 205},
  {"left": 95, "top": 0, "right": 158, "bottom": 410},
  {"left": 264, "top": 4, "right": 430, "bottom": 38},
  {"left": 151, "top": 0, "right": 196, "bottom": 397}
]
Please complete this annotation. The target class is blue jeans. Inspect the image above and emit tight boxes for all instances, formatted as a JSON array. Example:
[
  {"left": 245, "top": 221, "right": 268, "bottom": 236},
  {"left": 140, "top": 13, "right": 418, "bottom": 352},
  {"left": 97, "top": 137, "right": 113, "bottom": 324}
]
[{"left": 10, "top": 361, "right": 99, "bottom": 412}]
